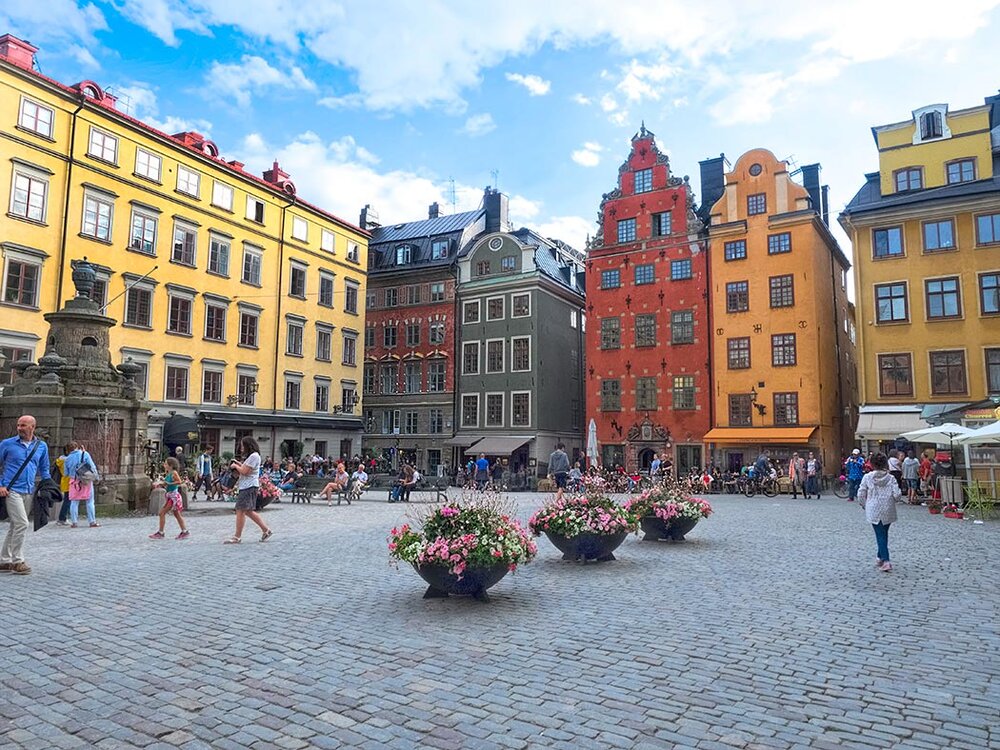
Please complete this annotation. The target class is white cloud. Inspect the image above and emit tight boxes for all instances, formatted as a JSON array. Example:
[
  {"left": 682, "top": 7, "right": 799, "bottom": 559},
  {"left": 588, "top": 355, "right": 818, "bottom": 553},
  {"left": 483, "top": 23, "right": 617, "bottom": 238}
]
[
  {"left": 599, "top": 94, "right": 618, "bottom": 112},
  {"left": 460, "top": 113, "right": 496, "bottom": 137},
  {"left": 106, "top": 81, "right": 213, "bottom": 135},
  {"left": 0, "top": 0, "right": 107, "bottom": 62},
  {"left": 571, "top": 93, "right": 592, "bottom": 105},
  {"left": 709, "top": 71, "right": 787, "bottom": 125},
  {"left": 205, "top": 55, "right": 316, "bottom": 108},
  {"left": 571, "top": 141, "right": 603, "bottom": 167},
  {"left": 505, "top": 72, "right": 551, "bottom": 96},
  {"left": 534, "top": 216, "right": 593, "bottom": 253},
  {"left": 508, "top": 195, "right": 541, "bottom": 223},
  {"left": 616, "top": 58, "right": 679, "bottom": 102}
]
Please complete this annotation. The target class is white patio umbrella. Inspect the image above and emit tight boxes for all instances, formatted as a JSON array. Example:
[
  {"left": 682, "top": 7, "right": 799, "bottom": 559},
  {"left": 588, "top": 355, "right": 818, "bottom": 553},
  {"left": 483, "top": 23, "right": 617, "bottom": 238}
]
[
  {"left": 956, "top": 421, "right": 1000, "bottom": 446},
  {"left": 586, "top": 419, "right": 599, "bottom": 468},
  {"left": 900, "top": 423, "right": 974, "bottom": 458}
]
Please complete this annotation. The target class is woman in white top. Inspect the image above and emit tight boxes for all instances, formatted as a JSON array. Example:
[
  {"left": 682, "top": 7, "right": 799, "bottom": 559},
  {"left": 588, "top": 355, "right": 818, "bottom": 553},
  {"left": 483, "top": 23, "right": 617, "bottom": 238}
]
[
  {"left": 224, "top": 436, "right": 273, "bottom": 544},
  {"left": 857, "top": 452, "right": 901, "bottom": 572}
]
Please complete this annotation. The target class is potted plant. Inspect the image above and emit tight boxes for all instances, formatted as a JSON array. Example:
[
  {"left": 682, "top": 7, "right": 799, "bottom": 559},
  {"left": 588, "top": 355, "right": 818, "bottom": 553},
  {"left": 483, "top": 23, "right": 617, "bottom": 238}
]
[
  {"left": 256, "top": 474, "right": 280, "bottom": 509},
  {"left": 388, "top": 498, "right": 536, "bottom": 601},
  {"left": 625, "top": 483, "right": 713, "bottom": 542},
  {"left": 927, "top": 495, "right": 942, "bottom": 514},
  {"left": 528, "top": 476, "right": 637, "bottom": 562},
  {"left": 942, "top": 503, "right": 964, "bottom": 519}
]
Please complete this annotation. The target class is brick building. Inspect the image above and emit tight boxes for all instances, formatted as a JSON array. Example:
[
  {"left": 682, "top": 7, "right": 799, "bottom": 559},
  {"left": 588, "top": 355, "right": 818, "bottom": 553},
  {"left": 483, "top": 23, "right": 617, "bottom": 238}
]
[{"left": 586, "top": 125, "right": 711, "bottom": 474}]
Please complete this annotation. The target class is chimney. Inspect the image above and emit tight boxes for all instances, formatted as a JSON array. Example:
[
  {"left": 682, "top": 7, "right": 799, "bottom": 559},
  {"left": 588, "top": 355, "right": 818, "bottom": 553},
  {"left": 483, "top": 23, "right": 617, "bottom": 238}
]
[
  {"left": 262, "top": 160, "right": 289, "bottom": 185},
  {"left": 359, "top": 204, "right": 380, "bottom": 231},
  {"left": 820, "top": 184, "right": 830, "bottom": 227},
  {"left": 0, "top": 34, "right": 38, "bottom": 70},
  {"left": 227, "top": 160, "right": 245, "bottom": 170},
  {"left": 484, "top": 187, "right": 509, "bottom": 233},
  {"left": 800, "top": 163, "right": 827, "bottom": 225},
  {"left": 428, "top": 202, "right": 440, "bottom": 220},
  {"left": 697, "top": 154, "right": 727, "bottom": 222}
]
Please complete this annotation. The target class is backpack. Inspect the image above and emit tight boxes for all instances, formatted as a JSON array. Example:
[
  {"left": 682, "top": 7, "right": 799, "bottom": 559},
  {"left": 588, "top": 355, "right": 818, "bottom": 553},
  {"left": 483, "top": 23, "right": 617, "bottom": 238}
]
[{"left": 75, "top": 451, "right": 97, "bottom": 483}]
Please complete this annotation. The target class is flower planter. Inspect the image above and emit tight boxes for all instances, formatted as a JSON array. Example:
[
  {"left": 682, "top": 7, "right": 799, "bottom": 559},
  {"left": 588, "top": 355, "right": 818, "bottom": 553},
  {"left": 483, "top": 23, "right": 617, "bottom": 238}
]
[
  {"left": 414, "top": 562, "right": 510, "bottom": 601},
  {"left": 928, "top": 507, "right": 941, "bottom": 515},
  {"left": 639, "top": 515, "right": 699, "bottom": 542},
  {"left": 544, "top": 530, "right": 628, "bottom": 562},
  {"left": 943, "top": 511, "right": 964, "bottom": 519}
]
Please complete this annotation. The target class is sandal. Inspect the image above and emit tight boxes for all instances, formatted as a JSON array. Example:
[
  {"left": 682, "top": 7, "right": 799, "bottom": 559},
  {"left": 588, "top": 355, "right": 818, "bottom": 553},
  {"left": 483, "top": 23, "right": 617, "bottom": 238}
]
[
  {"left": 260, "top": 529, "right": 273, "bottom": 542},
  {"left": 223, "top": 537, "right": 241, "bottom": 544}
]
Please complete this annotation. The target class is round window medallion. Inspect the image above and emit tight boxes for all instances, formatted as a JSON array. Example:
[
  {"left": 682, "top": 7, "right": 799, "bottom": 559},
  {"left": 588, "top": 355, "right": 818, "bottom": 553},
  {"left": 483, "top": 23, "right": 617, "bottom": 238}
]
[
  {"left": 488, "top": 237, "right": 504, "bottom": 251},
  {"left": 749, "top": 163, "right": 763, "bottom": 176}
]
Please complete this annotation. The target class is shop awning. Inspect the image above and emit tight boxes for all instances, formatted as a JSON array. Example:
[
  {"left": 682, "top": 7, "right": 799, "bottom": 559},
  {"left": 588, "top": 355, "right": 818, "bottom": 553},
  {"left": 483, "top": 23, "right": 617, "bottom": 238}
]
[
  {"left": 465, "top": 435, "right": 533, "bottom": 456},
  {"left": 703, "top": 427, "right": 817, "bottom": 445},
  {"left": 443, "top": 434, "right": 482, "bottom": 447},
  {"left": 197, "top": 410, "right": 362, "bottom": 431},
  {"left": 162, "top": 415, "right": 200, "bottom": 446},
  {"left": 855, "top": 411, "right": 928, "bottom": 440}
]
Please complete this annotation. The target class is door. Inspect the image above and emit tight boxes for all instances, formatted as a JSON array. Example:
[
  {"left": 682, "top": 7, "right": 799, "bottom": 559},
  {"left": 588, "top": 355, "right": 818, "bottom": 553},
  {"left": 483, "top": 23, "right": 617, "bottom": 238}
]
[
  {"left": 727, "top": 451, "right": 743, "bottom": 473},
  {"left": 637, "top": 448, "right": 655, "bottom": 471}
]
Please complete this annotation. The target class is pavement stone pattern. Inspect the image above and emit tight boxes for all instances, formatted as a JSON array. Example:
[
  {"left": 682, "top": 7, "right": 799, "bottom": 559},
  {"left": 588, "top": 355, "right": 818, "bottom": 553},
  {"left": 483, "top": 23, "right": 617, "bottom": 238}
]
[{"left": 0, "top": 491, "right": 998, "bottom": 750}]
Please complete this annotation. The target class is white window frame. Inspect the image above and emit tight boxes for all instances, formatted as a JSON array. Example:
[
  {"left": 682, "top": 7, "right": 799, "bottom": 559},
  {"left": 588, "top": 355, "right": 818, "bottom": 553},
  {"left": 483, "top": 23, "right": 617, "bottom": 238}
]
[
  {"left": 318, "top": 272, "right": 335, "bottom": 307},
  {"left": 292, "top": 216, "right": 308, "bottom": 242},
  {"left": 204, "top": 301, "right": 227, "bottom": 342},
  {"left": 462, "top": 341, "right": 481, "bottom": 375},
  {"left": 245, "top": 195, "right": 265, "bottom": 223},
  {"left": 208, "top": 233, "right": 231, "bottom": 276},
  {"left": 18, "top": 97, "right": 54, "bottom": 138},
  {"left": 171, "top": 220, "right": 197, "bottom": 265},
  {"left": 9, "top": 166, "right": 49, "bottom": 223},
  {"left": 286, "top": 319, "right": 305, "bottom": 356},
  {"left": 429, "top": 322, "right": 445, "bottom": 345},
  {"left": 321, "top": 229, "right": 335, "bottom": 252},
  {"left": 461, "top": 393, "right": 480, "bottom": 428},
  {"left": 342, "top": 333, "right": 357, "bottom": 366},
  {"left": 242, "top": 244, "right": 263, "bottom": 286},
  {"left": 486, "top": 295, "right": 505, "bottom": 321},
  {"left": 511, "top": 390, "right": 531, "bottom": 427},
  {"left": 81, "top": 190, "right": 114, "bottom": 241},
  {"left": 201, "top": 367, "right": 224, "bottom": 404},
  {"left": 163, "top": 363, "right": 190, "bottom": 402},
  {"left": 485, "top": 338, "right": 505, "bottom": 374},
  {"left": 288, "top": 262, "right": 307, "bottom": 298},
  {"left": 347, "top": 241, "right": 360, "bottom": 262},
  {"left": 511, "top": 336, "right": 532, "bottom": 372},
  {"left": 314, "top": 381, "right": 330, "bottom": 413},
  {"left": 1, "top": 250, "right": 43, "bottom": 308},
  {"left": 134, "top": 149, "right": 162, "bottom": 182},
  {"left": 236, "top": 371, "right": 258, "bottom": 406},
  {"left": 123, "top": 282, "right": 154, "bottom": 328},
  {"left": 511, "top": 292, "right": 531, "bottom": 318},
  {"left": 344, "top": 281, "right": 359, "bottom": 313},
  {"left": 128, "top": 207, "right": 158, "bottom": 255},
  {"left": 87, "top": 126, "right": 118, "bottom": 164},
  {"left": 430, "top": 282, "right": 445, "bottom": 302},
  {"left": 167, "top": 291, "right": 194, "bottom": 336},
  {"left": 211, "top": 181, "right": 234, "bottom": 211},
  {"left": 238, "top": 309, "right": 260, "bottom": 348},
  {"left": 463, "top": 299, "right": 481, "bottom": 324},
  {"left": 284, "top": 377, "right": 303, "bottom": 410},
  {"left": 176, "top": 165, "right": 200, "bottom": 197},
  {"left": 485, "top": 392, "right": 504, "bottom": 428},
  {"left": 315, "top": 326, "right": 333, "bottom": 361}
]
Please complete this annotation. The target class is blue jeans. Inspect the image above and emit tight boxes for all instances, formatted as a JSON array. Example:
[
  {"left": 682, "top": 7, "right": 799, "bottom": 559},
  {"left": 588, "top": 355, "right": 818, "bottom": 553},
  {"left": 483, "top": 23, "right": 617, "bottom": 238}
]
[
  {"left": 806, "top": 476, "right": 819, "bottom": 497},
  {"left": 58, "top": 492, "right": 72, "bottom": 522},
  {"left": 70, "top": 497, "right": 96, "bottom": 525},
  {"left": 848, "top": 477, "right": 861, "bottom": 500},
  {"left": 873, "top": 522, "right": 890, "bottom": 561}
]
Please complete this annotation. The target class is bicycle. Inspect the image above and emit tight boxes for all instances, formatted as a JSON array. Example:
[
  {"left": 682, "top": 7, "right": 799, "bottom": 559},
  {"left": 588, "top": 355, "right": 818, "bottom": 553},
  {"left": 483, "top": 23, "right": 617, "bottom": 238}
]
[
  {"left": 832, "top": 476, "right": 850, "bottom": 499},
  {"left": 744, "top": 475, "right": 779, "bottom": 498}
]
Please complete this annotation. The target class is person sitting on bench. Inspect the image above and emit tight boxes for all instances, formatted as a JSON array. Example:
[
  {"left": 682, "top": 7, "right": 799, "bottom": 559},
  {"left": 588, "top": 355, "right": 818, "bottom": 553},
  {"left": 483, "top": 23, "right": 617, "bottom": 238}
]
[
  {"left": 349, "top": 463, "right": 369, "bottom": 500},
  {"left": 314, "top": 463, "right": 350, "bottom": 506},
  {"left": 390, "top": 464, "right": 417, "bottom": 503}
]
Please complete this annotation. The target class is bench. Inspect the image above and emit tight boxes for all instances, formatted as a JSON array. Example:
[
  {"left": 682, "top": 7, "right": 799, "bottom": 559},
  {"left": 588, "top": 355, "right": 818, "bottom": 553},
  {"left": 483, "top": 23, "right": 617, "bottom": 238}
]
[
  {"left": 362, "top": 474, "right": 449, "bottom": 504},
  {"left": 287, "top": 476, "right": 355, "bottom": 505}
]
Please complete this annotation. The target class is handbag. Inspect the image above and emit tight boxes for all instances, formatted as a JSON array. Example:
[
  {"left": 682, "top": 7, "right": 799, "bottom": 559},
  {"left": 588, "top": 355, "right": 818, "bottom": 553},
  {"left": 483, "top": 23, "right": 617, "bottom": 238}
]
[{"left": 69, "top": 478, "right": 91, "bottom": 501}]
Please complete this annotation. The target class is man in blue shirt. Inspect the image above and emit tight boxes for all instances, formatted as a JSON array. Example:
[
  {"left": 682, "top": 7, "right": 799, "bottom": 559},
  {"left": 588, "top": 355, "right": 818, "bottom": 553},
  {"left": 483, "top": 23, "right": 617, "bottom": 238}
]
[
  {"left": 0, "top": 415, "right": 51, "bottom": 575},
  {"left": 845, "top": 448, "right": 866, "bottom": 503}
]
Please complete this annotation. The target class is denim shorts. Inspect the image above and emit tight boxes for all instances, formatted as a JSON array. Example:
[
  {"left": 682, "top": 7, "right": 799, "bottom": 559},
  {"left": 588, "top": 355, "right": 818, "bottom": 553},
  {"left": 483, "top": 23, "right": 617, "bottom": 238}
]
[{"left": 907, "top": 478, "right": 919, "bottom": 490}]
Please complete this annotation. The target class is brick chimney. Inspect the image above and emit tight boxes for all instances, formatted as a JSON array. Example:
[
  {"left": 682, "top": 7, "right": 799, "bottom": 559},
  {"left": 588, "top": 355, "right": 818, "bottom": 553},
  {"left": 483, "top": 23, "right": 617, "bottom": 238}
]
[
  {"left": 428, "top": 202, "right": 440, "bottom": 219},
  {"left": 262, "top": 160, "right": 289, "bottom": 185},
  {"left": 0, "top": 35, "right": 38, "bottom": 70}
]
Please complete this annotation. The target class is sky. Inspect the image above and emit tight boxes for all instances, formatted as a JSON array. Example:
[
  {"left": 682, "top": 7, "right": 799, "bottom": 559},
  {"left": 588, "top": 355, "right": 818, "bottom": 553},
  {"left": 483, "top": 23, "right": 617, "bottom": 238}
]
[{"left": 3, "top": 0, "right": 1000, "bottom": 255}]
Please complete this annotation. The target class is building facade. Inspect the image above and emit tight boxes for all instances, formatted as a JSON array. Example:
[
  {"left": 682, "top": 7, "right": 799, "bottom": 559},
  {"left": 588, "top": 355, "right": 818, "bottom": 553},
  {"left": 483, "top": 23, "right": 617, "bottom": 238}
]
[
  {"left": 586, "top": 125, "right": 710, "bottom": 475},
  {"left": 702, "top": 149, "right": 857, "bottom": 472},
  {"left": 839, "top": 91, "right": 1000, "bottom": 451},
  {"left": 0, "top": 34, "right": 369, "bottom": 462}
]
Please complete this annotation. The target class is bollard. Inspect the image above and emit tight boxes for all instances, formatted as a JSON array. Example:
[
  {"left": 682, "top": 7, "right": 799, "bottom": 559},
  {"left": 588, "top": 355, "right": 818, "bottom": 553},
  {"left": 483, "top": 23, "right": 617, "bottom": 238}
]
[{"left": 148, "top": 486, "right": 165, "bottom": 515}]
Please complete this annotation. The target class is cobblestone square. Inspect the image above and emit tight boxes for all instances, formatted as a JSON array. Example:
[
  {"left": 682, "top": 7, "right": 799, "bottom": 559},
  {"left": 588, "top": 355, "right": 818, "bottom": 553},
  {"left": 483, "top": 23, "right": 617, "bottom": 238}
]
[{"left": 1, "top": 493, "right": 998, "bottom": 749}]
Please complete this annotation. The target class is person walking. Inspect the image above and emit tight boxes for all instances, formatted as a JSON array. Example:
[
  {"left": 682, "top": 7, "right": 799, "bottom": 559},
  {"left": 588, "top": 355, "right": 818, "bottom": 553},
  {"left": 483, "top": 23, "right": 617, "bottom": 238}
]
[
  {"left": 55, "top": 441, "right": 77, "bottom": 526},
  {"left": 225, "top": 436, "right": 272, "bottom": 544},
  {"left": 857, "top": 452, "right": 901, "bottom": 572},
  {"left": 887, "top": 450, "right": 903, "bottom": 490},
  {"left": 548, "top": 443, "right": 571, "bottom": 501},
  {"left": 805, "top": 451, "right": 822, "bottom": 499},
  {"left": 474, "top": 453, "right": 490, "bottom": 490},
  {"left": 902, "top": 451, "right": 921, "bottom": 505},
  {"left": 192, "top": 446, "right": 214, "bottom": 500},
  {"left": 0, "top": 415, "right": 51, "bottom": 575},
  {"left": 63, "top": 443, "right": 100, "bottom": 528},
  {"left": 845, "top": 449, "right": 866, "bottom": 503},
  {"left": 787, "top": 453, "right": 806, "bottom": 498},
  {"left": 149, "top": 456, "right": 190, "bottom": 540}
]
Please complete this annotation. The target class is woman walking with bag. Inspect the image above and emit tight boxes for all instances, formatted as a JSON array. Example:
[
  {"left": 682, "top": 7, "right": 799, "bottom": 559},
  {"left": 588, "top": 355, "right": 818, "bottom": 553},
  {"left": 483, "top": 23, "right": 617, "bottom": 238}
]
[
  {"left": 63, "top": 443, "right": 100, "bottom": 528},
  {"left": 857, "top": 452, "right": 901, "bottom": 572},
  {"left": 224, "top": 436, "right": 272, "bottom": 544}
]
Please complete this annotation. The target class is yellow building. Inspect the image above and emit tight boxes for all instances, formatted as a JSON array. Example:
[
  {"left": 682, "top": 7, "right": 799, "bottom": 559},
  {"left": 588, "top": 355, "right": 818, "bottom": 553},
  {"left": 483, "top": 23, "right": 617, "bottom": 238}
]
[
  {"left": 840, "top": 91, "right": 1000, "bottom": 449},
  {"left": 702, "top": 149, "right": 856, "bottom": 472},
  {"left": 0, "top": 34, "right": 369, "bottom": 462}
]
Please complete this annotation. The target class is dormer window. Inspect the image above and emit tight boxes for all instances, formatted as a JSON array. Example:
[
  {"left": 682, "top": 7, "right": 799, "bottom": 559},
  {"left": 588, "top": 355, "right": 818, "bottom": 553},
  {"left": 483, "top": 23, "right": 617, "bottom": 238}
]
[
  {"left": 894, "top": 167, "right": 923, "bottom": 193},
  {"left": 920, "top": 111, "right": 943, "bottom": 140},
  {"left": 912, "top": 105, "right": 950, "bottom": 144},
  {"left": 431, "top": 239, "right": 448, "bottom": 260},
  {"left": 395, "top": 245, "right": 411, "bottom": 265}
]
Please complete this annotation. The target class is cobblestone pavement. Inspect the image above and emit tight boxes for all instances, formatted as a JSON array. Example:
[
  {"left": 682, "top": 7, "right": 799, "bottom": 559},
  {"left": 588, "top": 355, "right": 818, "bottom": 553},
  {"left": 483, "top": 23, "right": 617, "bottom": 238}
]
[{"left": 1, "top": 491, "right": 998, "bottom": 750}]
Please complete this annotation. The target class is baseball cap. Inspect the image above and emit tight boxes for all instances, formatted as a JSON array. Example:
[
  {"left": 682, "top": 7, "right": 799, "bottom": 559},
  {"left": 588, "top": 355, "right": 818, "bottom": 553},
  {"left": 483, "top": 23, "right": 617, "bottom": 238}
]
[{"left": 852, "top": 448, "right": 861, "bottom": 455}]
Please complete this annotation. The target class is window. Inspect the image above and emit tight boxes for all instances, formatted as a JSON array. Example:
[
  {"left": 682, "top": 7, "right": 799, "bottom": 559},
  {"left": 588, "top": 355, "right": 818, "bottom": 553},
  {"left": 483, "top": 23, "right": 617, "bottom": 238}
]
[
  {"left": 634, "top": 264, "right": 654, "bottom": 285},
  {"left": 947, "top": 159, "right": 976, "bottom": 184},
  {"left": 769, "top": 275, "right": 795, "bottom": 308},
  {"left": 727, "top": 337, "right": 750, "bottom": 369},
  {"left": 404, "top": 362, "right": 421, "bottom": 393},
  {"left": 463, "top": 342, "right": 480, "bottom": 374},
  {"left": 635, "top": 314, "right": 657, "bottom": 347},
  {"left": 600, "top": 318, "right": 621, "bottom": 349},
  {"left": 986, "top": 349, "right": 1000, "bottom": 393},
  {"left": 726, "top": 281, "right": 749, "bottom": 312},
  {"left": 671, "top": 310, "right": 694, "bottom": 344},
  {"left": 364, "top": 327, "right": 375, "bottom": 348},
  {"left": 601, "top": 269, "right": 621, "bottom": 289},
  {"left": 873, "top": 227, "right": 904, "bottom": 258},
  {"left": 289, "top": 264, "right": 306, "bottom": 298},
  {"left": 463, "top": 301, "right": 480, "bottom": 323},
  {"left": 167, "top": 296, "right": 192, "bottom": 335},
  {"left": 747, "top": 193, "right": 766, "bottom": 215},
  {"left": 208, "top": 235, "right": 230, "bottom": 276},
  {"left": 774, "top": 393, "right": 799, "bottom": 426},
  {"left": 18, "top": 98, "right": 53, "bottom": 138},
  {"left": 771, "top": 333, "right": 797, "bottom": 366},
  {"left": 405, "top": 323, "right": 420, "bottom": 347},
  {"left": 315, "top": 382, "right": 329, "bottom": 412},
  {"left": 977, "top": 213, "right": 1000, "bottom": 245},
  {"left": 87, "top": 128, "right": 118, "bottom": 163},
  {"left": 237, "top": 374, "right": 257, "bottom": 406},
  {"left": 82, "top": 193, "right": 113, "bottom": 241},
  {"left": 125, "top": 286, "right": 152, "bottom": 327},
  {"left": 129, "top": 150, "right": 161, "bottom": 183},
  {"left": 512, "top": 392, "right": 530, "bottom": 426},
  {"left": 2, "top": 259, "right": 40, "bottom": 307},
  {"left": 512, "top": 293, "right": 530, "bottom": 317},
  {"left": 319, "top": 273, "right": 334, "bottom": 307},
  {"left": 894, "top": 168, "right": 922, "bottom": 192},
  {"left": 403, "top": 411, "right": 419, "bottom": 434},
  {"left": 0, "top": 345, "right": 33, "bottom": 385},
  {"left": 316, "top": 328, "right": 332, "bottom": 361},
  {"left": 671, "top": 259, "right": 692, "bottom": 280},
  {"left": 486, "top": 340, "right": 504, "bottom": 373},
  {"left": 925, "top": 277, "right": 961, "bottom": 319},
  {"left": 634, "top": 168, "right": 653, "bottom": 194},
  {"left": 171, "top": 222, "right": 196, "bottom": 265},
  {"left": 405, "top": 285, "right": 421, "bottom": 305},
  {"left": 617, "top": 218, "right": 637, "bottom": 243},
  {"left": 724, "top": 240, "right": 746, "bottom": 261},
  {"left": 672, "top": 376, "right": 695, "bottom": 410},
  {"left": 321, "top": 230, "right": 335, "bottom": 253},
  {"left": 347, "top": 242, "right": 360, "bottom": 262},
  {"left": 636, "top": 377, "right": 657, "bottom": 410},
  {"left": 9, "top": 168, "right": 48, "bottom": 223},
  {"left": 728, "top": 394, "right": 752, "bottom": 427},
  {"left": 204, "top": 303, "right": 226, "bottom": 342},
  {"left": 431, "top": 239, "right": 448, "bottom": 259},
  {"left": 212, "top": 181, "right": 234, "bottom": 211},
  {"left": 429, "top": 283, "right": 446, "bottom": 302},
  {"left": 501, "top": 256, "right": 516, "bottom": 271},
  {"left": 428, "top": 360, "right": 446, "bottom": 392},
  {"left": 486, "top": 394, "right": 504, "bottom": 427},
  {"left": 384, "top": 288, "right": 399, "bottom": 307},
  {"left": 920, "top": 111, "right": 943, "bottom": 140},
  {"left": 511, "top": 337, "right": 531, "bottom": 371},
  {"left": 383, "top": 326, "right": 397, "bottom": 348},
  {"left": 980, "top": 273, "right": 1000, "bottom": 315},
  {"left": 128, "top": 210, "right": 157, "bottom": 254},
  {"left": 292, "top": 216, "right": 308, "bottom": 242},
  {"left": 476, "top": 260, "right": 491, "bottom": 276},
  {"left": 923, "top": 220, "right": 955, "bottom": 252},
  {"left": 176, "top": 166, "right": 200, "bottom": 197},
  {"left": 487, "top": 297, "right": 504, "bottom": 320},
  {"left": 246, "top": 196, "right": 265, "bottom": 223},
  {"left": 382, "top": 410, "right": 400, "bottom": 434},
  {"left": 767, "top": 233, "right": 791, "bottom": 255},
  {"left": 429, "top": 322, "right": 445, "bottom": 345},
  {"left": 285, "top": 380, "right": 302, "bottom": 410},
  {"left": 88, "top": 276, "right": 107, "bottom": 310},
  {"left": 345, "top": 283, "right": 359, "bottom": 314},
  {"left": 601, "top": 379, "right": 621, "bottom": 411},
  {"left": 343, "top": 334, "right": 357, "bottom": 366},
  {"left": 462, "top": 395, "right": 479, "bottom": 427},
  {"left": 286, "top": 320, "right": 304, "bottom": 355},
  {"left": 380, "top": 364, "right": 398, "bottom": 394},
  {"left": 165, "top": 365, "right": 188, "bottom": 401},
  {"left": 242, "top": 246, "right": 262, "bottom": 286},
  {"left": 239, "top": 311, "right": 259, "bottom": 347},
  {"left": 875, "top": 283, "right": 909, "bottom": 323},
  {"left": 930, "top": 350, "right": 967, "bottom": 395},
  {"left": 202, "top": 370, "right": 223, "bottom": 404},
  {"left": 652, "top": 212, "right": 672, "bottom": 237},
  {"left": 395, "top": 245, "right": 411, "bottom": 265},
  {"left": 428, "top": 409, "right": 444, "bottom": 434}
]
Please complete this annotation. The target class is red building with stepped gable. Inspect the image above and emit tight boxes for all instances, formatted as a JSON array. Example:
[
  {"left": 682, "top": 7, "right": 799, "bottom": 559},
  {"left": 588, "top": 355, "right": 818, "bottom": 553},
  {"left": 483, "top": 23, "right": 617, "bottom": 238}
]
[{"left": 585, "top": 125, "right": 711, "bottom": 475}]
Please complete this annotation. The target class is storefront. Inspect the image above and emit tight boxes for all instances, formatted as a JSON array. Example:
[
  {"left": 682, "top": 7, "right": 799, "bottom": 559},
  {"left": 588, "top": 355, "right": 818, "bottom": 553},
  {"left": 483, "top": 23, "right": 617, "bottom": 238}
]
[{"left": 704, "top": 426, "right": 819, "bottom": 474}]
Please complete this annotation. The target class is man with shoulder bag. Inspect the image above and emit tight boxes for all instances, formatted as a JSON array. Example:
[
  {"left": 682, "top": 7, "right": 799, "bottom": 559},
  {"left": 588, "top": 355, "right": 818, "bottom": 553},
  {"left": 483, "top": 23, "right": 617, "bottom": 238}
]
[{"left": 0, "top": 415, "right": 51, "bottom": 575}]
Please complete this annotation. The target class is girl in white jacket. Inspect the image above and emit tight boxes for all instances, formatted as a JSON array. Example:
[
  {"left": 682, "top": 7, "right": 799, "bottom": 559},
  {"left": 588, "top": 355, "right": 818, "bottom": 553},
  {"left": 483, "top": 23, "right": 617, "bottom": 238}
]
[{"left": 857, "top": 452, "right": 901, "bottom": 572}]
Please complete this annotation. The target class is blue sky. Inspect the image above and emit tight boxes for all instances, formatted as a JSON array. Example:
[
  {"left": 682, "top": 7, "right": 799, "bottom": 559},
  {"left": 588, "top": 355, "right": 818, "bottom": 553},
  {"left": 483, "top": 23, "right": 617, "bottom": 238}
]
[{"left": 3, "top": 1, "right": 1000, "bottom": 253}]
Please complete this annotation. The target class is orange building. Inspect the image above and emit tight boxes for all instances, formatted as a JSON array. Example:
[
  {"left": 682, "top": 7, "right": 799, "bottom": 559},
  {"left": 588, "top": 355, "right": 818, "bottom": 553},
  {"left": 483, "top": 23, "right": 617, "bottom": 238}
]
[{"left": 701, "top": 149, "right": 857, "bottom": 472}]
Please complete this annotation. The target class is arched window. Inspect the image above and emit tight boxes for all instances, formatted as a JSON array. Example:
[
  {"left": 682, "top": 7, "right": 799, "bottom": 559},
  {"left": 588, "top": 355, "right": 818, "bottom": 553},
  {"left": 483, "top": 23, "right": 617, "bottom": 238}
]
[{"left": 920, "top": 111, "right": 943, "bottom": 140}]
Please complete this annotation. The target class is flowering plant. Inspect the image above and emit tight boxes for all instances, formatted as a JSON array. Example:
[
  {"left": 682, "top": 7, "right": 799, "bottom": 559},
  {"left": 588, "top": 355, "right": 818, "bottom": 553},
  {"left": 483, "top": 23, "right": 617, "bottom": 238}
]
[
  {"left": 528, "top": 492, "right": 637, "bottom": 537},
  {"left": 624, "top": 483, "right": 713, "bottom": 522},
  {"left": 942, "top": 503, "right": 961, "bottom": 514},
  {"left": 258, "top": 474, "right": 281, "bottom": 501},
  {"left": 388, "top": 497, "right": 536, "bottom": 577}
]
